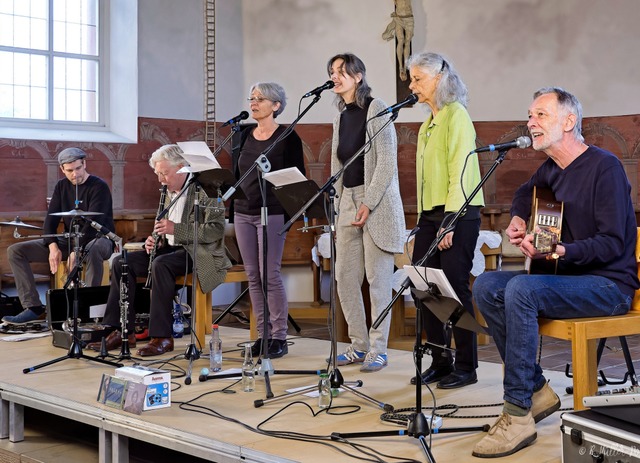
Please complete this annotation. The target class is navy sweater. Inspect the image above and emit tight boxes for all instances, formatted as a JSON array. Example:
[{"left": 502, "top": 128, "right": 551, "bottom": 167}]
[{"left": 511, "top": 145, "right": 639, "bottom": 298}]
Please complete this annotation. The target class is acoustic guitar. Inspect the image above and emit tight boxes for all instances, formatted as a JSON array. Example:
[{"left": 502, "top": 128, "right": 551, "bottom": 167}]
[{"left": 528, "top": 186, "right": 563, "bottom": 274}]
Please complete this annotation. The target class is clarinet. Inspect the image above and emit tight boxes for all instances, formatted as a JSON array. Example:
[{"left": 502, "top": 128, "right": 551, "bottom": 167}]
[
  {"left": 119, "top": 249, "right": 131, "bottom": 358},
  {"left": 144, "top": 185, "right": 168, "bottom": 289}
]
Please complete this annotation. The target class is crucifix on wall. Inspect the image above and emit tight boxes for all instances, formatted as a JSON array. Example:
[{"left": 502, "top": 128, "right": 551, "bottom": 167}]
[{"left": 382, "top": 0, "right": 415, "bottom": 102}]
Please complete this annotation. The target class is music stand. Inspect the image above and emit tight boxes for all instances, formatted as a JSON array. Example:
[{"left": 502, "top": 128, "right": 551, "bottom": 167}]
[
  {"left": 158, "top": 144, "right": 242, "bottom": 385},
  {"left": 363, "top": 149, "right": 513, "bottom": 460},
  {"left": 220, "top": 93, "right": 329, "bottom": 401},
  {"left": 254, "top": 113, "right": 401, "bottom": 411},
  {"left": 271, "top": 179, "right": 326, "bottom": 222}
]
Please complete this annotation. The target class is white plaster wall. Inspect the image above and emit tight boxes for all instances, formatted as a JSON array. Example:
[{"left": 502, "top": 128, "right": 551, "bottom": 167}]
[
  {"left": 217, "top": 0, "right": 640, "bottom": 124},
  {"left": 138, "top": 0, "right": 640, "bottom": 123},
  {"left": 138, "top": 0, "right": 205, "bottom": 120},
  {"left": 419, "top": 0, "right": 640, "bottom": 121}
]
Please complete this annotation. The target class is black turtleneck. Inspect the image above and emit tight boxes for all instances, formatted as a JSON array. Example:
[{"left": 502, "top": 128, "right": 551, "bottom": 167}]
[{"left": 337, "top": 98, "right": 372, "bottom": 188}]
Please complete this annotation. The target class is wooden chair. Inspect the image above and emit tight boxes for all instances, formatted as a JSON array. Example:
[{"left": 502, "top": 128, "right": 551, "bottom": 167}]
[
  {"left": 538, "top": 228, "right": 640, "bottom": 410},
  {"left": 177, "top": 264, "right": 250, "bottom": 347},
  {"left": 54, "top": 260, "right": 110, "bottom": 289}
]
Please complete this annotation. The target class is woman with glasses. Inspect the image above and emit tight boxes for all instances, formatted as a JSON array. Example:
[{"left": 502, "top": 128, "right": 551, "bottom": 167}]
[
  {"left": 407, "top": 52, "right": 484, "bottom": 389},
  {"left": 328, "top": 53, "right": 405, "bottom": 372},
  {"left": 232, "top": 82, "right": 305, "bottom": 359}
]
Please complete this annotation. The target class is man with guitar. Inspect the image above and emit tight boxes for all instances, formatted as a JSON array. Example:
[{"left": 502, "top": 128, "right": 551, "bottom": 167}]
[{"left": 472, "top": 87, "right": 639, "bottom": 458}]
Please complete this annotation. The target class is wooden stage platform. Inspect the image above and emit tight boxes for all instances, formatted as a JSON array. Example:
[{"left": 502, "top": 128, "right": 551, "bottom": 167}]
[{"left": 0, "top": 327, "right": 572, "bottom": 462}]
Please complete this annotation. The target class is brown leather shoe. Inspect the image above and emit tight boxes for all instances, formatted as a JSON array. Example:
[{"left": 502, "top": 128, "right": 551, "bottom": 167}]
[
  {"left": 87, "top": 330, "right": 136, "bottom": 352},
  {"left": 137, "top": 337, "right": 174, "bottom": 357}
]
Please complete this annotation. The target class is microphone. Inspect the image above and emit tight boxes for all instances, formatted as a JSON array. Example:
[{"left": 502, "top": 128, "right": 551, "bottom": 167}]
[
  {"left": 303, "top": 80, "right": 335, "bottom": 98},
  {"left": 82, "top": 217, "right": 121, "bottom": 242},
  {"left": 473, "top": 136, "right": 532, "bottom": 153},
  {"left": 221, "top": 111, "right": 249, "bottom": 127},
  {"left": 374, "top": 93, "right": 418, "bottom": 117}
]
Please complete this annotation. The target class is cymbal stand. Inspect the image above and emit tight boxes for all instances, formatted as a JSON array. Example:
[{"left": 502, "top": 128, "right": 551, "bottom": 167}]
[
  {"left": 255, "top": 112, "right": 401, "bottom": 410},
  {"left": 24, "top": 220, "right": 123, "bottom": 373}
]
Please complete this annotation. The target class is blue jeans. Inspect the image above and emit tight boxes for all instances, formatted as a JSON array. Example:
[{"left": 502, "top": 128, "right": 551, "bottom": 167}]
[{"left": 473, "top": 270, "right": 631, "bottom": 409}]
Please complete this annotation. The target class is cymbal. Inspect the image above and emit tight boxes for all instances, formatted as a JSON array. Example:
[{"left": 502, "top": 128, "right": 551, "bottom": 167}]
[
  {"left": 50, "top": 209, "right": 103, "bottom": 217},
  {"left": 0, "top": 216, "right": 42, "bottom": 230}
]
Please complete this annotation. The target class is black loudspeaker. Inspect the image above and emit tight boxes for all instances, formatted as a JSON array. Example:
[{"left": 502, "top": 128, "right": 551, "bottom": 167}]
[
  {"left": 46, "top": 285, "right": 150, "bottom": 349},
  {"left": 0, "top": 291, "right": 22, "bottom": 318}
]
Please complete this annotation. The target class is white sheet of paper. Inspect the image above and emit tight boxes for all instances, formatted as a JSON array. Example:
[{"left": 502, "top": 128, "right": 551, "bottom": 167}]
[
  {"left": 176, "top": 141, "right": 221, "bottom": 172},
  {"left": 263, "top": 167, "right": 307, "bottom": 187},
  {"left": 403, "top": 265, "right": 461, "bottom": 304}
]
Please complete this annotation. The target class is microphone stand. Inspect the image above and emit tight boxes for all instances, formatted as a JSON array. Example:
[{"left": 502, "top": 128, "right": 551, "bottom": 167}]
[
  {"left": 343, "top": 149, "right": 510, "bottom": 461},
  {"left": 255, "top": 112, "right": 401, "bottom": 410},
  {"left": 154, "top": 174, "right": 203, "bottom": 385},
  {"left": 372, "top": 148, "right": 511, "bottom": 330},
  {"left": 211, "top": 123, "right": 242, "bottom": 158},
  {"left": 220, "top": 94, "right": 327, "bottom": 401},
  {"left": 23, "top": 220, "right": 123, "bottom": 373}
]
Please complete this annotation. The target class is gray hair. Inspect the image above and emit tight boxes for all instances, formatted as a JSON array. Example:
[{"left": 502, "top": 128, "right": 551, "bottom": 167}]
[
  {"left": 406, "top": 52, "right": 468, "bottom": 109},
  {"left": 533, "top": 87, "right": 584, "bottom": 142},
  {"left": 250, "top": 82, "right": 287, "bottom": 117},
  {"left": 148, "top": 144, "right": 186, "bottom": 169}
]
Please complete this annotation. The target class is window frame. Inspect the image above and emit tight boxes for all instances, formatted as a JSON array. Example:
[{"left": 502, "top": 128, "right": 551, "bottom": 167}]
[{"left": 0, "top": 0, "right": 138, "bottom": 144}]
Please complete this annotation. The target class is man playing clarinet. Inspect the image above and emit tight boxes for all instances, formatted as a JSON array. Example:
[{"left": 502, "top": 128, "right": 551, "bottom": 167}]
[{"left": 87, "top": 144, "right": 231, "bottom": 357}]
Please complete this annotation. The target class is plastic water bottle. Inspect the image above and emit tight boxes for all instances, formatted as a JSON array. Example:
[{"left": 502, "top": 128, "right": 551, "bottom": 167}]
[
  {"left": 241, "top": 342, "right": 255, "bottom": 392},
  {"left": 172, "top": 303, "right": 184, "bottom": 338},
  {"left": 209, "top": 324, "right": 222, "bottom": 372},
  {"left": 318, "top": 373, "right": 331, "bottom": 409}
]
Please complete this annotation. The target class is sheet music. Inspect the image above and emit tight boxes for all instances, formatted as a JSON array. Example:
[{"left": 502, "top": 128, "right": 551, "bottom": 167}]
[
  {"left": 403, "top": 265, "right": 461, "bottom": 304},
  {"left": 176, "top": 141, "right": 221, "bottom": 172},
  {"left": 263, "top": 167, "right": 307, "bottom": 187}
]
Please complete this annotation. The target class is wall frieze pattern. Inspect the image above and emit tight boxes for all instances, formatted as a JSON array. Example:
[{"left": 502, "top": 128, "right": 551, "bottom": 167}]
[{"left": 2, "top": 115, "right": 640, "bottom": 219}]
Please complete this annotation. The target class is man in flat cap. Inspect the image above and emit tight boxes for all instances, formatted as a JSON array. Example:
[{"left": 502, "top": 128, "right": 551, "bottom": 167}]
[{"left": 3, "top": 147, "right": 115, "bottom": 325}]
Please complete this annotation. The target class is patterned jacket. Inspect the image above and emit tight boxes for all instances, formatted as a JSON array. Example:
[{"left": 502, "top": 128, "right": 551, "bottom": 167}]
[{"left": 171, "top": 183, "right": 231, "bottom": 293}]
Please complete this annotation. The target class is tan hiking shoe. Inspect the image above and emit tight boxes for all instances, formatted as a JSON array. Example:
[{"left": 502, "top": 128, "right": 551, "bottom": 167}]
[
  {"left": 531, "top": 381, "right": 561, "bottom": 423},
  {"left": 472, "top": 412, "right": 536, "bottom": 458}
]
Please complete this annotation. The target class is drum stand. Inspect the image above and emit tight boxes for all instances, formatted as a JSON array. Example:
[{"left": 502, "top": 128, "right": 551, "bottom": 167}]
[{"left": 24, "top": 222, "right": 123, "bottom": 373}]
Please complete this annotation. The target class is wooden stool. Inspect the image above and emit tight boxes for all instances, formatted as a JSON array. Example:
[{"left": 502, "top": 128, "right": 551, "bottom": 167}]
[
  {"left": 538, "top": 227, "right": 640, "bottom": 410},
  {"left": 538, "top": 311, "right": 640, "bottom": 410},
  {"left": 177, "top": 265, "right": 249, "bottom": 347}
]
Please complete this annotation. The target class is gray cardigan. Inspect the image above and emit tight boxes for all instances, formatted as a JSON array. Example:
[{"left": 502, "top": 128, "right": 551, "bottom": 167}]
[{"left": 331, "top": 98, "right": 406, "bottom": 253}]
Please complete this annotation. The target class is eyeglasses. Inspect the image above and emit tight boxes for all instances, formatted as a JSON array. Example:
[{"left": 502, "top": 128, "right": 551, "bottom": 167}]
[{"left": 247, "top": 97, "right": 271, "bottom": 103}]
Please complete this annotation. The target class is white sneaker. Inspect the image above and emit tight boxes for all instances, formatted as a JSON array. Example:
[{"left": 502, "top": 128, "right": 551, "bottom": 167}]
[
  {"left": 331, "top": 345, "right": 366, "bottom": 366},
  {"left": 360, "top": 351, "right": 388, "bottom": 372}
]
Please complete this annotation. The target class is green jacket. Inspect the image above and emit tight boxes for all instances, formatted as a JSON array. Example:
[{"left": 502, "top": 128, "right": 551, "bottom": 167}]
[{"left": 416, "top": 101, "right": 484, "bottom": 216}]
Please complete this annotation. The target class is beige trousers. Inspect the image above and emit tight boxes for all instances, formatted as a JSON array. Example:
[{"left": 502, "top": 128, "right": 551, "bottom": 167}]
[{"left": 335, "top": 185, "right": 394, "bottom": 354}]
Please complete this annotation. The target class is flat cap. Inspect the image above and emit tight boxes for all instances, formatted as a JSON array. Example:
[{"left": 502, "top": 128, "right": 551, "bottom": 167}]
[{"left": 58, "top": 147, "right": 87, "bottom": 165}]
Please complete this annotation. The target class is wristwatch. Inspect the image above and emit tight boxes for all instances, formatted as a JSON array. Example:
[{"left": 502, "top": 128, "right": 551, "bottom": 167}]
[{"left": 550, "top": 242, "right": 562, "bottom": 260}]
